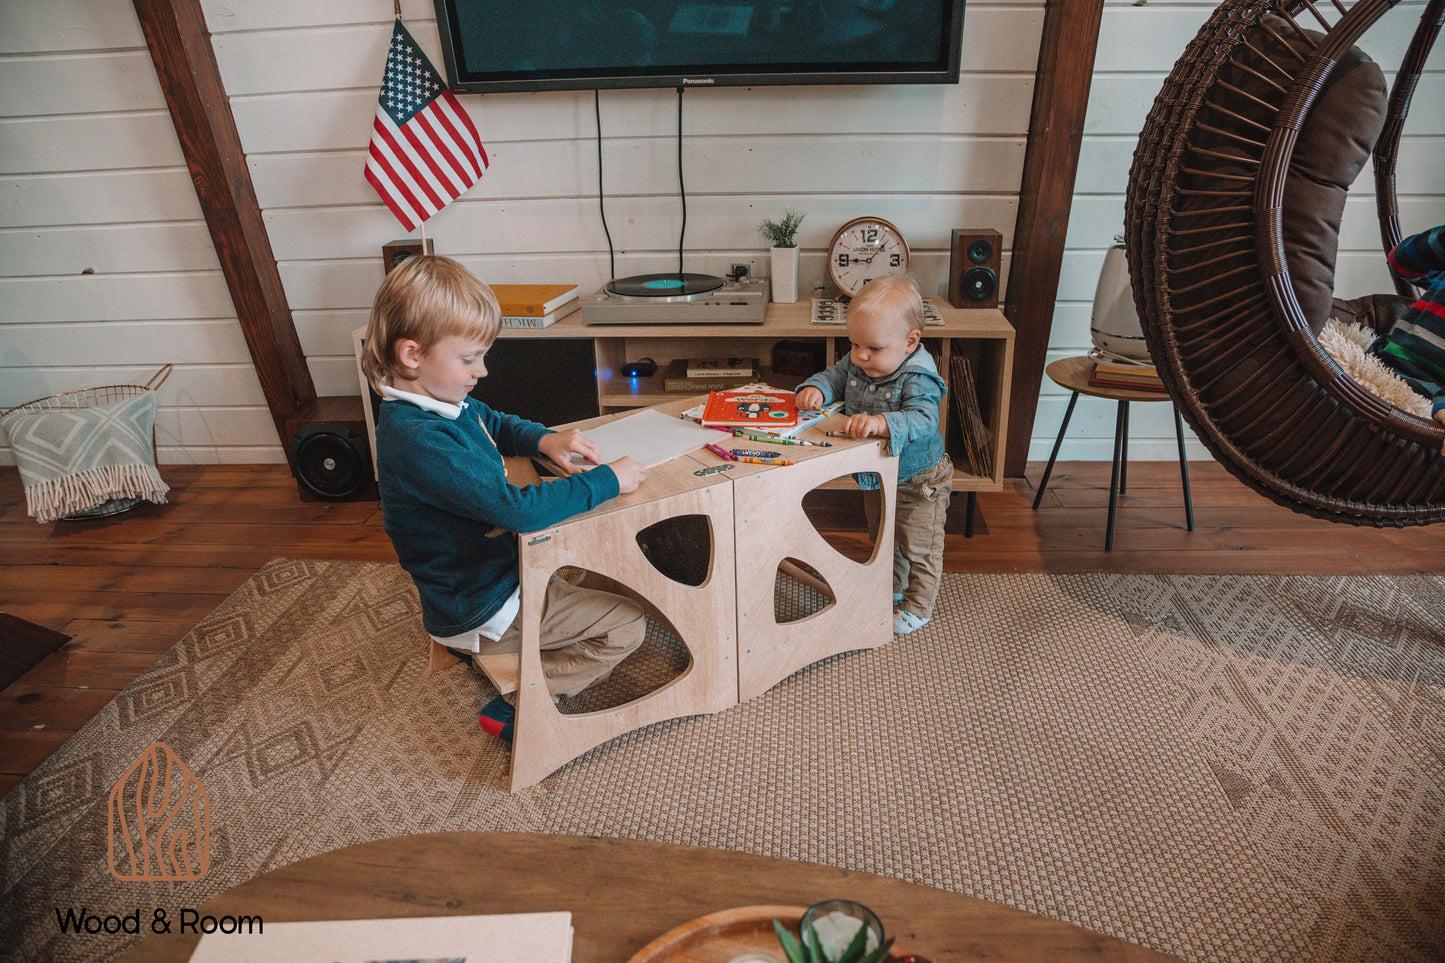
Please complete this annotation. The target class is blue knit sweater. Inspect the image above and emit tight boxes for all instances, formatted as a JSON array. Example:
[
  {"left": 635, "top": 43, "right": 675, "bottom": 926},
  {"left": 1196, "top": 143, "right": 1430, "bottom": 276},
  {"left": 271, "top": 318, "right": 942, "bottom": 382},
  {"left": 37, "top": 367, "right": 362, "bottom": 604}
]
[
  {"left": 1371, "top": 224, "right": 1445, "bottom": 415},
  {"left": 376, "top": 398, "right": 619, "bottom": 637}
]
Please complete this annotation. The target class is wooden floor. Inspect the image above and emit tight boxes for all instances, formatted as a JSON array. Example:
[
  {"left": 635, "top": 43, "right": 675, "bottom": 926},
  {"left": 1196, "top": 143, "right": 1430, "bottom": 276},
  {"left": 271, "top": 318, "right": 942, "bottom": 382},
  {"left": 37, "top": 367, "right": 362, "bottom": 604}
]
[{"left": 3, "top": 461, "right": 1443, "bottom": 795}]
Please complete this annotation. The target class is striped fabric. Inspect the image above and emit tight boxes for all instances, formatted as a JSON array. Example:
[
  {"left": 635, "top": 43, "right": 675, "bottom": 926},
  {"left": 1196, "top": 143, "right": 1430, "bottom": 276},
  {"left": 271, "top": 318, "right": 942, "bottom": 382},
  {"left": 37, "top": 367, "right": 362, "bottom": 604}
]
[
  {"left": 364, "top": 19, "right": 488, "bottom": 232},
  {"left": 1373, "top": 224, "right": 1445, "bottom": 414}
]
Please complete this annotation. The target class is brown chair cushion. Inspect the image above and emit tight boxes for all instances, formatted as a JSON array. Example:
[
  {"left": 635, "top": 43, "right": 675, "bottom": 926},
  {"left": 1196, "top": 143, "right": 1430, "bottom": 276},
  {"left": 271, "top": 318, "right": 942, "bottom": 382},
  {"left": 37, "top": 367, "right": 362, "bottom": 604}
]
[{"left": 1178, "top": 15, "right": 1388, "bottom": 334}]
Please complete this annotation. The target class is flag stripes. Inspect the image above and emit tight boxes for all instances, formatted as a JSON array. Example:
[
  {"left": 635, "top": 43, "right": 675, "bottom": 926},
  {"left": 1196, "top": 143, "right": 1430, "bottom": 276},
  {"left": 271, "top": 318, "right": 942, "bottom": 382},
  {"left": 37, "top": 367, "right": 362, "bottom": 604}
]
[{"left": 364, "top": 20, "right": 487, "bottom": 232}]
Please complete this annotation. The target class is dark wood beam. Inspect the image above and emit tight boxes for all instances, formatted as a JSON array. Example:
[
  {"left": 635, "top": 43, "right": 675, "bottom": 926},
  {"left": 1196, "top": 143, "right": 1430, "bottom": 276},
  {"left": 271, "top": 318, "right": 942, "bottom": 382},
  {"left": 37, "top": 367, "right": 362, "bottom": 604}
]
[
  {"left": 1002, "top": 0, "right": 1105, "bottom": 477},
  {"left": 131, "top": 0, "right": 315, "bottom": 445}
]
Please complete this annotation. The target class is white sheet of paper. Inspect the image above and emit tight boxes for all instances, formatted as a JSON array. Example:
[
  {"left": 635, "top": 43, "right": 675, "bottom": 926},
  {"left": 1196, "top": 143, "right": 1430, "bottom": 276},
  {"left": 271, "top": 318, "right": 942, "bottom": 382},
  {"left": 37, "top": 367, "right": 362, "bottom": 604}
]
[
  {"left": 570, "top": 408, "right": 722, "bottom": 469},
  {"left": 186, "top": 912, "right": 572, "bottom": 963}
]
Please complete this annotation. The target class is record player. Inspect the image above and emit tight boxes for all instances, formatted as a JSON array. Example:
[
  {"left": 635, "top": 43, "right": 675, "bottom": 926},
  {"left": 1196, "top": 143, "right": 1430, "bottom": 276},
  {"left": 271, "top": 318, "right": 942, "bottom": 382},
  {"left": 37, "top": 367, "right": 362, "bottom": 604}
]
[{"left": 581, "top": 272, "right": 769, "bottom": 325}]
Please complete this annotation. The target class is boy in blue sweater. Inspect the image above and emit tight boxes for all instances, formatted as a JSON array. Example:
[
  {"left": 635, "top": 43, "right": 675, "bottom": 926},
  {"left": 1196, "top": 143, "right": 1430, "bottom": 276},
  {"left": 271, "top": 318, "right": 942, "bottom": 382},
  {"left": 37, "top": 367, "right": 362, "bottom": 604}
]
[
  {"left": 795, "top": 276, "right": 951, "bottom": 635},
  {"left": 1369, "top": 224, "right": 1445, "bottom": 445},
  {"left": 361, "top": 256, "right": 647, "bottom": 739}
]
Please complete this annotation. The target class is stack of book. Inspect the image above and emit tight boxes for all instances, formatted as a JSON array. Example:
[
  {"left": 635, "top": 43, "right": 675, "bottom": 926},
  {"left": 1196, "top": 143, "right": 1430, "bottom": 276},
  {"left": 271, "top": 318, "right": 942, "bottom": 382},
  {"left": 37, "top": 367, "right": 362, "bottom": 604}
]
[
  {"left": 663, "top": 356, "right": 760, "bottom": 392},
  {"left": 1087, "top": 358, "right": 1167, "bottom": 393},
  {"left": 494, "top": 284, "right": 581, "bottom": 328}
]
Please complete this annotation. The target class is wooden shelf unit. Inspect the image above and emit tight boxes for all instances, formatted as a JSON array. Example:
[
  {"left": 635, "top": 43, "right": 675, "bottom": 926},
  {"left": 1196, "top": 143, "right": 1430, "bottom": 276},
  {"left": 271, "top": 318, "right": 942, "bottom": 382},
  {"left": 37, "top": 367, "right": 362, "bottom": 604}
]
[{"left": 355, "top": 299, "right": 1013, "bottom": 491}]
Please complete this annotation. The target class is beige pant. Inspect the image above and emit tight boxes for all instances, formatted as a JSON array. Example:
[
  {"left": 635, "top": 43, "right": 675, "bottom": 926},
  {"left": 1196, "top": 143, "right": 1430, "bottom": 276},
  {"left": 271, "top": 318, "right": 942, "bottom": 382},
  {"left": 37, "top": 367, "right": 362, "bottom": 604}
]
[
  {"left": 864, "top": 453, "right": 953, "bottom": 620},
  {"left": 480, "top": 576, "right": 646, "bottom": 698}
]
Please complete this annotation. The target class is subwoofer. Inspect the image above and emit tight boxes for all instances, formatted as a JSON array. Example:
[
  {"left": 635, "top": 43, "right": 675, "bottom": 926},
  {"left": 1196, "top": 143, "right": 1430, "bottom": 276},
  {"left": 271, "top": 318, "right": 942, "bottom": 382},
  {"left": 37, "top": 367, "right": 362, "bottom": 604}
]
[
  {"left": 948, "top": 228, "right": 1002, "bottom": 309},
  {"left": 289, "top": 421, "right": 372, "bottom": 500}
]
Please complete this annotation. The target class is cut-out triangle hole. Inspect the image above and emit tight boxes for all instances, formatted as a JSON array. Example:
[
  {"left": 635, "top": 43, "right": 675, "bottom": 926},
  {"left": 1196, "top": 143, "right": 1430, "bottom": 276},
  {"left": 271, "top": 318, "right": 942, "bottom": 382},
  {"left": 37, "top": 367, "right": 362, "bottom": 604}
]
[
  {"left": 545, "top": 567, "right": 694, "bottom": 715},
  {"left": 801, "top": 472, "right": 884, "bottom": 563},
  {"left": 635, "top": 514, "right": 712, "bottom": 587},
  {"left": 774, "top": 558, "right": 835, "bottom": 625}
]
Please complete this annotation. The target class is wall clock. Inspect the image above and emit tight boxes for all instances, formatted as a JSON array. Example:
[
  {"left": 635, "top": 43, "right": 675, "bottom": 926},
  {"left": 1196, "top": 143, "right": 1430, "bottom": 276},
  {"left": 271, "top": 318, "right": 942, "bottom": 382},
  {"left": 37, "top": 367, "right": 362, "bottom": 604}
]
[{"left": 827, "top": 216, "right": 910, "bottom": 299}]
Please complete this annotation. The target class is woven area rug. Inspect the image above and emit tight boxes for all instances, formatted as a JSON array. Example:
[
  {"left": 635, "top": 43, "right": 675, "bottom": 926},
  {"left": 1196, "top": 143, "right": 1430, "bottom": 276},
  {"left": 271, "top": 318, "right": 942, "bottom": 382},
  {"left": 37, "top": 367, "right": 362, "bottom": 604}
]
[{"left": 1, "top": 560, "right": 1442, "bottom": 963}]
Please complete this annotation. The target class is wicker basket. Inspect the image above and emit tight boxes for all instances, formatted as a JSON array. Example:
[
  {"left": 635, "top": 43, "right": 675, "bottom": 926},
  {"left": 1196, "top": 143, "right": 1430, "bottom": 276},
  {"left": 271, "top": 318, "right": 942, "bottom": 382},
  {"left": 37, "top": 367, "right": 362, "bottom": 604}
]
[{"left": 1, "top": 365, "right": 172, "bottom": 520}]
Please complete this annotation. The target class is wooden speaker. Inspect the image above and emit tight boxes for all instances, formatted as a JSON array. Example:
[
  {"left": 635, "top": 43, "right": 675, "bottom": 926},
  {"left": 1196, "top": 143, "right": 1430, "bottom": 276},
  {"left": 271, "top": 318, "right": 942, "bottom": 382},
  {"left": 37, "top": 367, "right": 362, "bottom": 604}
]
[
  {"left": 285, "top": 397, "right": 374, "bottom": 501},
  {"left": 382, "top": 237, "right": 434, "bottom": 274},
  {"left": 948, "top": 229, "right": 1002, "bottom": 309}
]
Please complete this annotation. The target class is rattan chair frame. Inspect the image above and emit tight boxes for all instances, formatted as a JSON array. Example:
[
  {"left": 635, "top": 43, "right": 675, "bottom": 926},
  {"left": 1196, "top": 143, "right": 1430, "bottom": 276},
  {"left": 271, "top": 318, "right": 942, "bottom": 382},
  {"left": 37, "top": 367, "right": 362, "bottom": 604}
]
[{"left": 1125, "top": 0, "right": 1445, "bottom": 526}]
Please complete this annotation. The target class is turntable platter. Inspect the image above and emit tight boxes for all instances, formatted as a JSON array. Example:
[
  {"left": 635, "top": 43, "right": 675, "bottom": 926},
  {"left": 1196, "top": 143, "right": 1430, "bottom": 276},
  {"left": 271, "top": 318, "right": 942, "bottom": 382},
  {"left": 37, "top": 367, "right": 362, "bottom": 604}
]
[{"left": 604, "top": 273, "right": 726, "bottom": 301}]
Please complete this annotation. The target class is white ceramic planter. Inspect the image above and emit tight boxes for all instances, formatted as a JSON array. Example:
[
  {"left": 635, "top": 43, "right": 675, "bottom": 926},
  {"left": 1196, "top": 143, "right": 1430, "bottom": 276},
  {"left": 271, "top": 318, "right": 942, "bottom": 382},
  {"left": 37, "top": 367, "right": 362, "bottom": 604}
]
[{"left": 770, "top": 245, "right": 799, "bottom": 303}]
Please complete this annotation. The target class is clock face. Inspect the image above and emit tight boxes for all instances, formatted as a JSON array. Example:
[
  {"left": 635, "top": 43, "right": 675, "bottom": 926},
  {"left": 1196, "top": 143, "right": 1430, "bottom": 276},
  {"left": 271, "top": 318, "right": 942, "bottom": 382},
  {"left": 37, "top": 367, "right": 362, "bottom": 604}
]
[{"left": 827, "top": 217, "right": 910, "bottom": 298}]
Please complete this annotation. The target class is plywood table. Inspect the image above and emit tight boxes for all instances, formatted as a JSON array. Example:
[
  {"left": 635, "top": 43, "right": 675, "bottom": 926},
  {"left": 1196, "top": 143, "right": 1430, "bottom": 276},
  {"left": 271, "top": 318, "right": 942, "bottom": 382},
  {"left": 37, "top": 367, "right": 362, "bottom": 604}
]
[
  {"left": 504, "top": 398, "right": 898, "bottom": 789},
  {"left": 114, "top": 832, "right": 1186, "bottom": 963}
]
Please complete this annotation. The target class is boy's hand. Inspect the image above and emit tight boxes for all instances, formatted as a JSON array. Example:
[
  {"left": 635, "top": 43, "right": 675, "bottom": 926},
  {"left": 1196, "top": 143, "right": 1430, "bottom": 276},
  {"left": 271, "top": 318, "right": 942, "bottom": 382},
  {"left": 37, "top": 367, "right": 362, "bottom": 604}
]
[
  {"left": 795, "top": 386, "right": 824, "bottom": 411},
  {"left": 844, "top": 413, "right": 889, "bottom": 438},
  {"left": 608, "top": 456, "right": 646, "bottom": 494},
  {"left": 538, "top": 429, "right": 599, "bottom": 476}
]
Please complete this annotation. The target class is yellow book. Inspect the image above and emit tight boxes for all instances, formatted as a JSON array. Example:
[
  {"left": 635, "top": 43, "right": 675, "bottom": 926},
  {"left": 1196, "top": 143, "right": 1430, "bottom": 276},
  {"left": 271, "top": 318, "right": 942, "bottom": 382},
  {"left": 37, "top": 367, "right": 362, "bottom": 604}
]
[{"left": 491, "top": 283, "right": 580, "bottom": 317}]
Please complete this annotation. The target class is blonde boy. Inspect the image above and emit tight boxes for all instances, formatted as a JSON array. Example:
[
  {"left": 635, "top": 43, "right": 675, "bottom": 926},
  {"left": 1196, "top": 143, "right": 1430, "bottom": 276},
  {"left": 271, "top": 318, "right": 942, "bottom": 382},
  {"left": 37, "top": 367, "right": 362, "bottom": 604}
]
[{"left": 362, "top": 255, "right": 647, "bottom": 739}]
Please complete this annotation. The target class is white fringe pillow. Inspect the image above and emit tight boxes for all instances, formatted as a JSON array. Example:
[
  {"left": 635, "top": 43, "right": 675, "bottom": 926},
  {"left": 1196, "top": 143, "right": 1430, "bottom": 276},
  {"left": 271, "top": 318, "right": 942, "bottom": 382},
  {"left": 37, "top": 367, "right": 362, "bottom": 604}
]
[{"left": 1317, "top": 317, "right": 1433, "bottom": 420}]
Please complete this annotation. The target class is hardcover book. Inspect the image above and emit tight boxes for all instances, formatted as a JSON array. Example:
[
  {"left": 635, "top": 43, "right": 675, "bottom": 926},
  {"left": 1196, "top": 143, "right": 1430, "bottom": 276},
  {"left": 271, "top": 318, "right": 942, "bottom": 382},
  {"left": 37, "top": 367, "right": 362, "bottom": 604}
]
[
  {"left": 499, "top": 301, "right": 581, "bottom": 329},
  {"left": 663, "top": 359, "right": 760, "bottom": 392},
  {"left": 700, "top": 384, "right": 799, "bottom": 429},
  {"left": 686, "top": 356, "right": 757, "bottom": 378},
  {"left": 491, "top": 283, "right": 580, "bottom": 317}
]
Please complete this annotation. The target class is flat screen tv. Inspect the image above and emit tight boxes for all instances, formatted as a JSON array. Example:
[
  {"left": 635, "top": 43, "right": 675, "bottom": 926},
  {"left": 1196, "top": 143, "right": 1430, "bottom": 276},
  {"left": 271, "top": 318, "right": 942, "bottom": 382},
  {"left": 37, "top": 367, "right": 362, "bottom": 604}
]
[{"left": 430, "top": 0, "right": 966, "bottom": 94}]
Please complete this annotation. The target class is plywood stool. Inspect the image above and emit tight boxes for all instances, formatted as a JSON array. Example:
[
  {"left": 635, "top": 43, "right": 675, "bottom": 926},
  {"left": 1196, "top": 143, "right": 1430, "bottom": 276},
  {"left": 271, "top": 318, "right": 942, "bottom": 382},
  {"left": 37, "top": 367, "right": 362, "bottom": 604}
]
[
  {"left": 731, "top": 439, "right": 897, "bottom": 702},
  {"left": 508, "top": 454, "right": 739, "bottom": 791}
]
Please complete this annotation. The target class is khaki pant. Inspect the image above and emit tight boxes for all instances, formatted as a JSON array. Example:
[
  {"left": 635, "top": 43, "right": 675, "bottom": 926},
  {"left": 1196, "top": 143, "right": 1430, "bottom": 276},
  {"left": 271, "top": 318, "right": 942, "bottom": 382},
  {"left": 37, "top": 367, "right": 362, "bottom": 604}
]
[
  {"left": 864, "top": 453, "right": 953, "bottom": 620},
  {"left": 480, "top": 576, "right": 646, "bottom": 698}
]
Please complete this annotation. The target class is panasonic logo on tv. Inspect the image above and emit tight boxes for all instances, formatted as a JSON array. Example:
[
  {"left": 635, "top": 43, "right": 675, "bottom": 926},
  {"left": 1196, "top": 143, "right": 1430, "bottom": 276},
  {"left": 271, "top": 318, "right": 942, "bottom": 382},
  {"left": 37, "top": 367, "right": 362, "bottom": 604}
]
[{"left": 682, "top": 77, "right": 715, "bottom": 85}]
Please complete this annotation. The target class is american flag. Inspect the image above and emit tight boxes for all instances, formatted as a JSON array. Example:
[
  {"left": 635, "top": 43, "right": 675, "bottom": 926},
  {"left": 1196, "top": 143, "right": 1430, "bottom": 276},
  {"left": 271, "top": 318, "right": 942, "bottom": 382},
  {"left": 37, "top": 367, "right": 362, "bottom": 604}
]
[{"left": 364, "top": 20, "right": 487, "bottom": 232}]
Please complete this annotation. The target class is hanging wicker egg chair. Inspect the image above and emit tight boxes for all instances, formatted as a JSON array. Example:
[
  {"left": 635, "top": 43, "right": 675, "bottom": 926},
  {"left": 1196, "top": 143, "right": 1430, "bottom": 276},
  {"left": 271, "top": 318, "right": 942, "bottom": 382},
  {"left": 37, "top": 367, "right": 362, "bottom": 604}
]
[{"left": 1125, "top": 0, "right": 1445, "bottom": 525}]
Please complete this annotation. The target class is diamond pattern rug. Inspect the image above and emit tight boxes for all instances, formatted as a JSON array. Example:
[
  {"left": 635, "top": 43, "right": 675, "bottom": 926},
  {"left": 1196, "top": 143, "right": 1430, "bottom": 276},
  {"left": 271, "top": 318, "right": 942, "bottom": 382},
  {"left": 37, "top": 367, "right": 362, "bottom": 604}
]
[{"left": 0, "top": 561, "right": 1441, "bottom": 963}]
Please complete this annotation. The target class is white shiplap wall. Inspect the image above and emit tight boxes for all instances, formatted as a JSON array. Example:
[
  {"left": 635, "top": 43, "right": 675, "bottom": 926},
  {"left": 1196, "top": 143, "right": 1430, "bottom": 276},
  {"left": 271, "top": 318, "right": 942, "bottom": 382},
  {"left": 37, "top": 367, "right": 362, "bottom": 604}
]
[{"left": 1, "top": 0, "right": 1440, "bottom": 467}]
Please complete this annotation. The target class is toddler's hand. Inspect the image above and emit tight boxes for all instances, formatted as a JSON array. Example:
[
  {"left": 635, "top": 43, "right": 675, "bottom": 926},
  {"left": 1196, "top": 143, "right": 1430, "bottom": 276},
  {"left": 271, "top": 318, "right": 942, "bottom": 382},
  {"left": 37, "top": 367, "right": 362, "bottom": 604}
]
[
  {"left": 844, "top": 413, "right": 889, "bottom": 438},
  {"left": 795, "top": 387, "right": 824, "bottom": 411},
  {"left": 608, "top": 456, "right": 646, "bottom": 494},
  {"left": 538, "top": 429, "right": 599, "bottom": 476}
]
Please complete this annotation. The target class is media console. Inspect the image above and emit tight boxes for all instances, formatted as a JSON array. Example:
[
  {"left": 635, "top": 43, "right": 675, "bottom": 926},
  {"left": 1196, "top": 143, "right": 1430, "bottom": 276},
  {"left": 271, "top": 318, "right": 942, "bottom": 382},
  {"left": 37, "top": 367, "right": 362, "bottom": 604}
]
[{"left": 352, "top": 299, "right": 1014, "bottom": 493}]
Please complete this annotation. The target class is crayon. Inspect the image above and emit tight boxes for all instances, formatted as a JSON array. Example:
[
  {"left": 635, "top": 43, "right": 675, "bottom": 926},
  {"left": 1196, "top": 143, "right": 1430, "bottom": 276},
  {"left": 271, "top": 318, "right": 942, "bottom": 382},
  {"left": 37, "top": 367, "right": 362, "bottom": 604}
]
[
  {"left": 735, "top": 433, "right": 829, "bottom": 447},
  {"left": 730, "top": 449, "right": 779, "bottom": 459},
  {"left": 738, "top": 456, "right": 793, "bottom": 466},
  {"left": 703, "top": 443, "right": 736, "bottom": 461},
  {"left": 824, "top": 430, "right": 850, "bottom": 437}
]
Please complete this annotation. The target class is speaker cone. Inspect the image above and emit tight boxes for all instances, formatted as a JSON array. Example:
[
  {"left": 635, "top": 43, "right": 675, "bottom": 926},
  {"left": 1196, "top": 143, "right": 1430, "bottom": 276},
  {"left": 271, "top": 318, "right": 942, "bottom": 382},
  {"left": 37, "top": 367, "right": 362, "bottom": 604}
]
[
  {"left": 959, "top": 266, "right": 997, "bottom": 303},
  {"left": 966, "top": 238, "right": 994, "bottom": 264},
  {"left": 291, "top": 423, "right": 368, "bottom": 500}
]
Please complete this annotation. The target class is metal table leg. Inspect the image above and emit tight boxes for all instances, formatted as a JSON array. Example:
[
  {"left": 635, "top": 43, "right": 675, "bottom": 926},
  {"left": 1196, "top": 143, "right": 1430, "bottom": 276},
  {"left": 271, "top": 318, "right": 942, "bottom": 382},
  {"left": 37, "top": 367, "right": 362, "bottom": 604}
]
[
  {"left": 1032, "top": 391, "right": 1079, "bottom": 509},
  {"left": 1118, "top": 398, "right": 1130, "bottom": 495},
  {"left": 1105, "top": 400, "right": 1129, "bottom": 551},
  {"left": 1174, "top": 405, "right": 1195, "bottom": 531}
]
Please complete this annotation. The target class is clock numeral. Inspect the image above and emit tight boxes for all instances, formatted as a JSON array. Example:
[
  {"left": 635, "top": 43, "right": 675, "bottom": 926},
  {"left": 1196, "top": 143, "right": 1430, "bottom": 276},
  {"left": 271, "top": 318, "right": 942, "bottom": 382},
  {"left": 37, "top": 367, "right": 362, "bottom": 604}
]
[
  {"left": 861, "top": 228, "right": 879, "bottom": 243},
  {"left": 836, "top": 253, "right": 849, "bottom": 268},
  {"left": 890, "top": 253, "right": 901, "bottom": 267}
]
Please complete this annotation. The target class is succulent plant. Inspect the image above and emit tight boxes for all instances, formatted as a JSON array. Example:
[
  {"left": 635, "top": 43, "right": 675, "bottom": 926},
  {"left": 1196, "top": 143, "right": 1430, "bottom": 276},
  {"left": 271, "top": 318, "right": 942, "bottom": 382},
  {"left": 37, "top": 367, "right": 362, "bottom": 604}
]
[{"left": 772, "top": 917, "right": 895, "bottom": 963}]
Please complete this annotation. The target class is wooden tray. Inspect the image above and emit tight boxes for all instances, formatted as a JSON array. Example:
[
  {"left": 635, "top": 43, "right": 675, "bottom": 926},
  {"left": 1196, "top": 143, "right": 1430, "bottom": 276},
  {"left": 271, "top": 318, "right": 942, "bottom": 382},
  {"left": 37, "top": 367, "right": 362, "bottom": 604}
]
[{"left": 627, "top": 905, "right": 805, "bottom": 962}]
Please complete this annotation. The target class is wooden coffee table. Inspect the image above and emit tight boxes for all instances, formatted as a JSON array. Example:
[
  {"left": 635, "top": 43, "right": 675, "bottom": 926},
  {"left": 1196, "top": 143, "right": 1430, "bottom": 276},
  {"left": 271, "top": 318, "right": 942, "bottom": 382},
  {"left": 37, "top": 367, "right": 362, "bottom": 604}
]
[{"left": 114, "top": 832, "right": 1184, "bottom": 962}]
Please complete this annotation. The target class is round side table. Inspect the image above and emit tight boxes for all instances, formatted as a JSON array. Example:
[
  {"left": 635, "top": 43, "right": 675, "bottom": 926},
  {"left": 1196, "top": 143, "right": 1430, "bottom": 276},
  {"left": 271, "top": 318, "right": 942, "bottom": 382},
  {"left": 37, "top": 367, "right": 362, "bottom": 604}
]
[{"left": 1034, "top": 356, "right": 1194, "bottom": 550}]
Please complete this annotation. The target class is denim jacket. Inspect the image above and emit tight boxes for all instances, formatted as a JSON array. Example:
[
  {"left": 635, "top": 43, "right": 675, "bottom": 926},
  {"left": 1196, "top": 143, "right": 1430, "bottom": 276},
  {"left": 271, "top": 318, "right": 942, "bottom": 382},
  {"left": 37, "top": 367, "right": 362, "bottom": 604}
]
[{"left": 798, "top": 344, "right": 948, "bottom": 486}]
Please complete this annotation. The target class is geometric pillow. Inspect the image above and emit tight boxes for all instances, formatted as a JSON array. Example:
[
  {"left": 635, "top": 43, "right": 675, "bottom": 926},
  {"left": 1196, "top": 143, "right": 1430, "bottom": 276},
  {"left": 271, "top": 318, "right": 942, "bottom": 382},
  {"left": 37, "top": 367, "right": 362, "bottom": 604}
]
[{"left": 1, "top": 392, "right": 168, "bottom": 524}]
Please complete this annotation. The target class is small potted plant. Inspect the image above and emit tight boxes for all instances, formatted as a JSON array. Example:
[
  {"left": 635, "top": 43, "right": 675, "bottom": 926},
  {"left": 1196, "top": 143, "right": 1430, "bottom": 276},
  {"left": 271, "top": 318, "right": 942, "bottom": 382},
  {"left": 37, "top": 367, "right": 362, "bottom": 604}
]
[
  {"left": 773, "top": 900, "right": 895, "bottom": 963},
  {"left": 760, "top": 208, "right": 806, "bottom": 303}
]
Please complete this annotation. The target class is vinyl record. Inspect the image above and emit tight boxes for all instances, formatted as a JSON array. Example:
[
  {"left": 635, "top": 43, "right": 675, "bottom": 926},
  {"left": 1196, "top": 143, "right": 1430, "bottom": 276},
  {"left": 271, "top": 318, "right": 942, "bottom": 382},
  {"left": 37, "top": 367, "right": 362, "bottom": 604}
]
[{"left": 604, "top": 273, "right": 725, "bottom": 301}]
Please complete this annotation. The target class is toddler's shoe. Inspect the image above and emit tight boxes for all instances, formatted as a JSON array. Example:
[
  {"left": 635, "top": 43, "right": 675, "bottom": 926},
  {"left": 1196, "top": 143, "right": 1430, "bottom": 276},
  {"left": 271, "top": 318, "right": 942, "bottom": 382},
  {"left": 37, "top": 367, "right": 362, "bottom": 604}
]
[
  {"left": 478, "top": 694, "right": 515, "bottom": 742},
  {"left": 893, "top": 592, "right": 905, "bottom": 604},
  {"left": 893, "top": 610, "right": 930, "bottom": 635}
]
